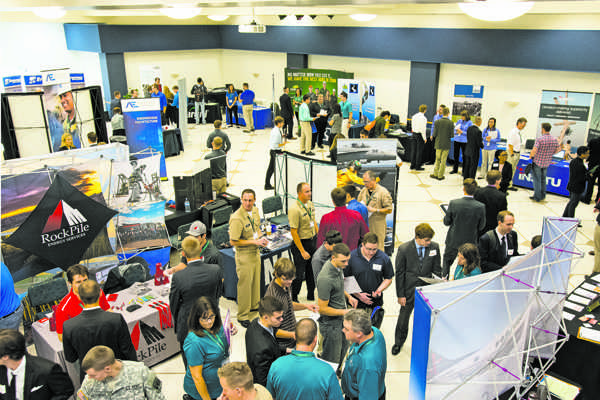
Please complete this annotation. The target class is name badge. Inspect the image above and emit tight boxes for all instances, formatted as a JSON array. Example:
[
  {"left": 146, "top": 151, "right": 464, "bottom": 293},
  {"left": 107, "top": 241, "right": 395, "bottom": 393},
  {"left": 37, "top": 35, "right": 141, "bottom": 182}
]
[
  {"left": 253, "top": 232, "right": 259, "bottom": 240},
  {"left": 373, "top": 264, "right": 382, "bottom": 271},
  {"left": 508, "top": 249, "right": 514, "bottom": 256},
  {"left": 429, "top": 249, "right": 437, "bottom": 256}
]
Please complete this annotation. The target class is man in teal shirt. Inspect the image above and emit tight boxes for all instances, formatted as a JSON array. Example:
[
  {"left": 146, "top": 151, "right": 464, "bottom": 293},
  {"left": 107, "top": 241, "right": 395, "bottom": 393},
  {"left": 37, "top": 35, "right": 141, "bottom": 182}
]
[
  {"left": 267, "top": 318, "right": 343, "bottom": 400},
  {"left": 339, "top": 91, "right": 353, "bottom": 137},
  {"left": 341, "top": 310, "right": 387, "bottom": 400}
]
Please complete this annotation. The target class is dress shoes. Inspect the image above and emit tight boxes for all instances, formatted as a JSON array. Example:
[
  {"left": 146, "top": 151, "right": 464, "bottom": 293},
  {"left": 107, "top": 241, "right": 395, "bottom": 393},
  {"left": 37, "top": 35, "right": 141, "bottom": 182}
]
[
  {"left": 391, "top": 344, "right": 403, "bottom": 355},
  {"left": 449, "top": 171, "right": 458, "bottom": 174}
]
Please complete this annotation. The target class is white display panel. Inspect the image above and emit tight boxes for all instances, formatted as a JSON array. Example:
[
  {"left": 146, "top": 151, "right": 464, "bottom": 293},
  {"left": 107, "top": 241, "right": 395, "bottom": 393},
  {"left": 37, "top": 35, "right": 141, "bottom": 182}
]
[
  {"left": 14, "top": 127, "right": 51, "bottom": 158},
  {"left": 72, "top": 89, "right": 94, "bottom": 123},
  {"left": 312, "top": 161, "right": 337, "bottom": 220},
  {"left": 286, "top": 155, "right": 311, "bottom": 201},
  {"left": 8, "top": 95, "right": 45, "bottom": 128}
]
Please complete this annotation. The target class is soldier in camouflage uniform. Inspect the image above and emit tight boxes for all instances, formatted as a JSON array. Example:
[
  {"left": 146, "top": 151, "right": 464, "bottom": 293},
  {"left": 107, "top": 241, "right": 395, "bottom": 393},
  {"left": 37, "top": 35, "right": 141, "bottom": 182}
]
[{"left": 78, "top": 346, "right": 165, "bottom": 400}]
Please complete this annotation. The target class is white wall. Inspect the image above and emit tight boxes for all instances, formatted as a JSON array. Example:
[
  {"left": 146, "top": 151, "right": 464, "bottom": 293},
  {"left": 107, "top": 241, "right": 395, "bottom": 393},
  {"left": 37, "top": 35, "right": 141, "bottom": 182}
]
[
  {"left": 310, "top": 55, "right": 411, "bottom": 121},
  {"left": 0, "top": 23, "right": 103, "bottom": 93},
  {"left": 438, "top": 64, "right": 600, "bottom": 141}
]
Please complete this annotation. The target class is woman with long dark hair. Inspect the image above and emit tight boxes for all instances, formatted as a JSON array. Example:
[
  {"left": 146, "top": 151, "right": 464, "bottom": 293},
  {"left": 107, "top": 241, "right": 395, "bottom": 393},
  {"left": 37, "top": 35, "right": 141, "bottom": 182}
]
[
  {"left": 454, "top": 243, "right": 482, "bottom": 280},
  {"left": 183, "top": 297, "right": 237, "bottom": 400},
  {"left": 480, "top": 117, "right": 501, "bottom": 178},
  {"left": 226, "top": 84, "right": 239, "bottom": 128}
]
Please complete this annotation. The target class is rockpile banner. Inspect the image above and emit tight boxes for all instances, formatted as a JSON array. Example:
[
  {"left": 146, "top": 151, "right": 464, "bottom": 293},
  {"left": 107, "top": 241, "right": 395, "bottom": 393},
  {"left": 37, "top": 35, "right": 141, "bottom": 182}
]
[
  {"left": 285, "top": 68, "right": 353, "bottom": 103},
  {"left": 538, "top": 90, "right": 593, "bottom": 146}
]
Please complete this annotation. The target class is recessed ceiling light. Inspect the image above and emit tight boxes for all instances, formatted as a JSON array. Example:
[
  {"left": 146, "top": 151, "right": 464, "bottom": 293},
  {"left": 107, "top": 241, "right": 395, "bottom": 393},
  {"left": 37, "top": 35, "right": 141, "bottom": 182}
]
[
  {"left": 160, "top": 6, "right": 202, "bottom": 19},
  {"left": 459, "top": 0, "right": 534, "bottom": 22},
  {"left": 208, "top": 15, "right": 229, "bottom": 21},
  {"left": 33, "top": 7, "right": 66, "bottom": 19},
  {"left": 350, "top": 14, "right": 376, "bottom": 22}
]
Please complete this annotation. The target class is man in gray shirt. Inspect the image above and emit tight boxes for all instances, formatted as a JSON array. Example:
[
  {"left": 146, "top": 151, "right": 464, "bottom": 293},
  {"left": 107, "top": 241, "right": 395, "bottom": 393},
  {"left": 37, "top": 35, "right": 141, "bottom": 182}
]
[
  {"left": 312, "top": 230, "right": 343, "bottom": 281},
  {"left": 206, "top": 119, "right": 231, "bottom": 153},
  {"left": 205, "top": 136, "right": 227, "bottom": 194},
  {"left": 316, "top": 243, "right": 358, "bottom": 373}
]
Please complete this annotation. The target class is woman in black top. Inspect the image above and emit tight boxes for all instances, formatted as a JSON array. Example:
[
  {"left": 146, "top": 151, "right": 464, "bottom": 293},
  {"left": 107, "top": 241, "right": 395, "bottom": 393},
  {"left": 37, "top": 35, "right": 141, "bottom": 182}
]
[{"left": 491, "top": 150, "right": 513, "bottom": 193}]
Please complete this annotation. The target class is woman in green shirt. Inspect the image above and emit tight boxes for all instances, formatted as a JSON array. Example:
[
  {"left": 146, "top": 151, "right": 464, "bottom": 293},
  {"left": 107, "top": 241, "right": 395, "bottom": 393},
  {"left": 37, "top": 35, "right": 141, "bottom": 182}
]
[{"left": 454, "top": 243, "right": 482, "bottom": 280}]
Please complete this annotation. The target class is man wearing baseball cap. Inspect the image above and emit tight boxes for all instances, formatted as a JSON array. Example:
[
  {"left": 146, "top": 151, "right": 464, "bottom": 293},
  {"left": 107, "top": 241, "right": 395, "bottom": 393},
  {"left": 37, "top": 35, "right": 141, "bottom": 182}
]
[{"left": 166, "top": 221, "right": 223, "bottom": 275}]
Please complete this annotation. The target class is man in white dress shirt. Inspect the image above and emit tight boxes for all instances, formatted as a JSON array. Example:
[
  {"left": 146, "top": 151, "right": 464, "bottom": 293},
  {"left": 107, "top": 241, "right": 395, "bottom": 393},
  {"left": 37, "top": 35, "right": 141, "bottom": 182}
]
[
  {"left": 410, "top": 104, "right": 428, "bottom": 171},
  {"left": 507, "top": 117, "right": 528, "bottom": 190}
]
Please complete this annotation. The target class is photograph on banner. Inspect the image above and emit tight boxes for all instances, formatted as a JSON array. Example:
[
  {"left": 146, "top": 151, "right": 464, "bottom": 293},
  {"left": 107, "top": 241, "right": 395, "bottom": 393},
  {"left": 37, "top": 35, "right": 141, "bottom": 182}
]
[
  {"left": 115, "top": 201, "right": 170, "bottom": 253},
  {"left": 122, "top": 98, "right": 167, "bottom": 178},
  {"left": 111, "top": 154, "right": 166, "bottom": 207},
  {"left": 284, "top": 68, "right": 353, "bottom": 103},
  {"left": 538, "top": 90, "right": 593, "bottom": 146},
  {"left": 360, "top": 82, "right": 376, "bottom": 122},
  {"left": 336, "top": 138, "right": 398, "bottom": 249},
  {"left": 43, "top": 83, "right": 85, "bottom": 152},
  {"left": 117, "top": 247, "right": 171, "bottom": 277},
  {"left": 451, "top": 100, "right": 482, "bottom": 122},
  {"left": 587, "top": 93, "right": 600, "bottom": 141}
]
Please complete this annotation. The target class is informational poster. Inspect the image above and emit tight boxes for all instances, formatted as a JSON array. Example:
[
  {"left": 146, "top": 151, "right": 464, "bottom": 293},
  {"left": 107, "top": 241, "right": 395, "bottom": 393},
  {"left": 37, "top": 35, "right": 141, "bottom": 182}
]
[
  {"left": 122, "top": 98, "right": 167, "bottom": 178},
  {"left": 451, "top": 84, "right": 484, "bottom": 122},
  {"left": 361, "top": 81, "right": 376, "bottom": 122},
  {"left": 338, "top": 79, "right": 361, "bottom": 122},
  {"left": 115, "top": 201, "right": 170, "bottom": 253},
  {"left": 454, "top": 84, "right": 484, "bottom": 99},
  {"left": 587, "top": 93, "right": 600, "bottom": 141},
  {"left": 2, "top": 75, "right": 22, "bottom": 93},
  {"left": 110, "top": 154, "right": 165, "bottom": 208},
  {"left": 538, "top": 90, "right": 593, "bottom": 146},
  {"left": 24, "top": 75, "right": 43, "bottom": 92},
  {"left": 284, "top": 68, "right": 353, "bottom": 104}
]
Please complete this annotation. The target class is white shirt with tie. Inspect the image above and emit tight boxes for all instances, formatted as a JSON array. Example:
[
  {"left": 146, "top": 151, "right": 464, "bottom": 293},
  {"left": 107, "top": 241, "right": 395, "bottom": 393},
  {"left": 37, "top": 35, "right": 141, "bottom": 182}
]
[{"left": 5, "top": 355, "right": 26, "bottom": 400}]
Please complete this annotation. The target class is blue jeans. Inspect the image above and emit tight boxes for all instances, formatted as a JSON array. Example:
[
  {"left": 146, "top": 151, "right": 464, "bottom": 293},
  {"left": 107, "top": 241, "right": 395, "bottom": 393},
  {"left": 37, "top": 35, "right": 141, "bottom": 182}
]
[
  {"left": 195, "top": 100, "right": 206, "bottom": 124},
  {"left": 0, "top": 302, "right": 23, "bottom": 331},
  {"left": 531, "top": 163, "right": 547, "bottom": 201},
  {"left": 563, "top": 191, "right": 584, "bottom": 218}
]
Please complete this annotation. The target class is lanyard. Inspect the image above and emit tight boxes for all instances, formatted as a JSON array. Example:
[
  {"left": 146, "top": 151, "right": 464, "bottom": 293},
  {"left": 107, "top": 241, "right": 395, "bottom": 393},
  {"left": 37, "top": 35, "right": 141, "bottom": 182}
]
[
  {"left": 365, "top": 190, "right": 374, "bottom": 206},
  {"left": 199, "top": 241, "right": 209, "bottom": 257},
  {"left": 348, "top": 337, "right": 374, "bottom": 359},
  {"left": 204, "top": 330, "right": 227, "bottom": 353},
  {"left": 247, "top": 215, "right": 256, "bottom": 232},
  {"left": 298, "top": 200, "right": 312, "bottom": 220}
]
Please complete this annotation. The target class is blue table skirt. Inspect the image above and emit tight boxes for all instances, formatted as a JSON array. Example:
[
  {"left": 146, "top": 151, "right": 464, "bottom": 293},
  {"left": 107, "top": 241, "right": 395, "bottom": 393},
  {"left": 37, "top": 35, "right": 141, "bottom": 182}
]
[{"left": 226, "top": 103, "right": 273, "bottom": 130}]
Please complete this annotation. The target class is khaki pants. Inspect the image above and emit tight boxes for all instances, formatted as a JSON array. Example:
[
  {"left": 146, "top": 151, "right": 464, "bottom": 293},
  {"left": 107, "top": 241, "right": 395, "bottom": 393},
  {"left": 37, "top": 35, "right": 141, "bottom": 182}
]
[
  {"left": 242, "top": 104, "right": 254, "bottom": 130},
  {"left": 433, "top": 149, "right": 449, "bottom": 178},
  {"left": 235, "top": 248, "right": 261, "bottom": 322},
  {"left": 507, "top": 152, "right": 520, "bottom": 186},
  {"left": 212, "top": 177, "right": 227, "bottom": 195},
  {"left": 342, "top": 119, "right": 350, "bottom": 137},
  {"left": 480, "top": 149, "right": 496, "bottom": 178},
  {"left": 369, "top": 213, "right": 387, "bottom": 250},
  {"left": 300, "top": 121, "right": 312, "bottom": 153},
  {"left": 594, "top": 224, "right": 600, "bottom": 273}
]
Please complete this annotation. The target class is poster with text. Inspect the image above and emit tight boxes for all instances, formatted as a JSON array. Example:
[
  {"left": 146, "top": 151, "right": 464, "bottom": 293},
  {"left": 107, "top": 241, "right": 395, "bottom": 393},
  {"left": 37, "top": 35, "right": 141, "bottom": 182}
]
[
  {"left": 285, "top": 68, "right": 353, "bottom": 104},
  {"left": 588, "top": 93, "right": 600, "bottom": 142},
  {"left": 361, "top": 81, "right": 376, "bottom": 122},
  {"left": 122, "top": 98, "right": 167, "bottom": 178},
  {"left": 538, "top": 90, "right": 593, "bottom": 146}
]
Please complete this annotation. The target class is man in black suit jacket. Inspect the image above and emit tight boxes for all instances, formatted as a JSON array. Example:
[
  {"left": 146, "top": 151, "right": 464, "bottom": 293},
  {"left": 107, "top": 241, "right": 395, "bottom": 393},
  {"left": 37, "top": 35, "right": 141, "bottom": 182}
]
[
  {"left": 443, "top": 179, "right": 486, "bottom": 277},
  {"left": 478, "top": 210, "right": 520, "bottom": 273},
  {"left": 393, "top": 223, "right": 441, "bottom": 355},
  {"left": 0, "top": 329, "right": 73, "bottom": 400},
  {"left": 474, "top": 170, "right": 508, "bottom": 233},
  {"left": 170, "top": 237, "right": 223, "bottom": 350},
  {"left": 245, "top": 297, "right": 286, "bottom": 386},
  {"left": 279, "top": 87, "right": 295, "bottom": 139},
  {"left": 563, "top": 146, "right": 590, "bottom": 218},
  {"left": 62, "top": 280, "right": 136, "bottom": 381},
  {"left": 463, "top": 116, "right": 484, "bottom": 179}
]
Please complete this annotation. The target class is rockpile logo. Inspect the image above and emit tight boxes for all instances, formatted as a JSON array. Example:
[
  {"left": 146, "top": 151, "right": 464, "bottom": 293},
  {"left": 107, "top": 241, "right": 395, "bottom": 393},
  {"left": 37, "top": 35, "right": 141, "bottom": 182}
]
[
  {"left": 40, "top": 200, "right": 91, "bottom": 246},
  {"left": 131, "top": 320, "right": 167, "bottom": 361}
]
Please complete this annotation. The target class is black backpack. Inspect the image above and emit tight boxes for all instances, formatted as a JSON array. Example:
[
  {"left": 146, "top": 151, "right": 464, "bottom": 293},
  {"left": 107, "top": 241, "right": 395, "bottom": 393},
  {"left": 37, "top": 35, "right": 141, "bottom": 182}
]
[{"left": 104, "top": 257, "right": 152, "bottom": 294}]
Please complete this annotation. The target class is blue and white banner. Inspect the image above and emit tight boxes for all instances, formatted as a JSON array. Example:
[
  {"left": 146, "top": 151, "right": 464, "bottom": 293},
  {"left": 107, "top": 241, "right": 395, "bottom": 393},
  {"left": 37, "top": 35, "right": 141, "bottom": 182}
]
[
  {"left": 454, "top": 84, "right": 484, "bottom": 99},
  {"left": 338, "top": 79, "right": 360, "bottom": 122},
  {"left": 41, "top": 69, "right": 70, "bottom": 86},
  {"left": 512, "top": 156, "right": 569, "bottom": 196},
  {"left": 24, "top": 75, "right": 43, "bottom": 92},
  {"left": 3, "top": 75, "right": 22, "bottom": 93},
  {"left": 70, "top": 73, "right": 85, "bottom": 89},
  {"left": 122, "top": 99, "right": 167, "bottom": 178},
  {"left": 361, "top": 81, "right": 376, "bottom": 122}
]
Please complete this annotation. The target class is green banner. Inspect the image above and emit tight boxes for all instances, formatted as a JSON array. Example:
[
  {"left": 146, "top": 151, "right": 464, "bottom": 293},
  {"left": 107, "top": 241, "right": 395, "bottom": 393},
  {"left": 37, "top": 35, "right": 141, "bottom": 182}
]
[{"left": 284, "top": 68, "right": 354, "bottom": 99}]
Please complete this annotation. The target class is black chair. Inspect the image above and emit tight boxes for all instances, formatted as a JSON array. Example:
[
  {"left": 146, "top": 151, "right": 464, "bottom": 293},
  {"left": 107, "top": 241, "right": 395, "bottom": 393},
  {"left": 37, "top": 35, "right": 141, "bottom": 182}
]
[
  {"left": 23, "top": 278, "right": 69, "bottom": 325},
  {"left": 262, "top": 196, "right": 288, "bottom": 226},
  {"left": 211, "top": 224, "right": 231, "bottom": 249}
]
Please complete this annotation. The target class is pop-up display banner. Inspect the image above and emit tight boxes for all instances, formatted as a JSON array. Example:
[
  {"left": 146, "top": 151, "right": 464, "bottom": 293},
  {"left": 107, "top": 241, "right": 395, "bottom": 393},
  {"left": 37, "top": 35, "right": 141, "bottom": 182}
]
[
  {"left": 361, "top": 81, "right": 376, "bottom": 122},
  {"left": 284, "top": 68, "right": 353, "bottom": 102},
  {"left": 24, "top": 75, "right": 43, "bottom": 92},
  {"left": 121, "top": 98, "right": 167, "bottom": 178},
  {"left": 3, "top": 75, "right": 22, "bottom": 93}
]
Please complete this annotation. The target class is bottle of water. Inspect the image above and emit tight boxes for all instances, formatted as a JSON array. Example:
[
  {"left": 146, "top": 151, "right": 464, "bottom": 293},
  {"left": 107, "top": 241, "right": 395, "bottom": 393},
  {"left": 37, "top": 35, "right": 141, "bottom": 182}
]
[{"left": 184, "top": 198, "right": 191, "bottom": 212}]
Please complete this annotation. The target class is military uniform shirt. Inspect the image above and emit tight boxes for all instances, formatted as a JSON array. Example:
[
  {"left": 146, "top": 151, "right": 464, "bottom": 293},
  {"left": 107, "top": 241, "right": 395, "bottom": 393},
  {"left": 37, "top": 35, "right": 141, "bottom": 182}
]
[
  {"left": 229, "top": 206, "right": 261, "bottom": 251},
  {"left": 78, "top": 360, "right": 165, "bottom": 400},
  {"left": 288, "top": 200, "right": 317, "bottom": 239}
]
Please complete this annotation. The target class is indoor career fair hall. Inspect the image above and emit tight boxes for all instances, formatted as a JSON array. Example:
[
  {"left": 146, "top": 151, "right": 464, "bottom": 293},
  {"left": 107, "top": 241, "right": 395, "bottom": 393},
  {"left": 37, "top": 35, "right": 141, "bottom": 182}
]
[{"left": 1, "top": 3, "right": 600, "bottom": 400}]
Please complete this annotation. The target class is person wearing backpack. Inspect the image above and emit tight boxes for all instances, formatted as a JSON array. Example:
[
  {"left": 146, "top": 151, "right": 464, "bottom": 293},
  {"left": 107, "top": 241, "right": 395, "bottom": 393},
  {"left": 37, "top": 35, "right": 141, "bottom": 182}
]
[{"left": 191, "top": 77, "right": 208, "bottom": 125}]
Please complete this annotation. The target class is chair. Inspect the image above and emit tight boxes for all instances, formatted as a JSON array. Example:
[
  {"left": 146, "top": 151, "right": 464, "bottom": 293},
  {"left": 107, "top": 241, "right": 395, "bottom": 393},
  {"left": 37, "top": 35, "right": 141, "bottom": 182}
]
[
  {"left": 211, "top": 224, "right": 230, "bottom": 249},
  {"left": 262, "top": 196, "right": 288, "bottom": 226},
  {"left": 23, "top": 278, "right": 69, "bottom": 326}
]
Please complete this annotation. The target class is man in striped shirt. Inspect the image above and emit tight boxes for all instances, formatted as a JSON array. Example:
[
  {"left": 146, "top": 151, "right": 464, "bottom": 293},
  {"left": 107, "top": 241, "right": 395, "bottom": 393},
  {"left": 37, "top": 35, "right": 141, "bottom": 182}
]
[{"left": 529, "top": 122, "right": 562, "bottom": 202}]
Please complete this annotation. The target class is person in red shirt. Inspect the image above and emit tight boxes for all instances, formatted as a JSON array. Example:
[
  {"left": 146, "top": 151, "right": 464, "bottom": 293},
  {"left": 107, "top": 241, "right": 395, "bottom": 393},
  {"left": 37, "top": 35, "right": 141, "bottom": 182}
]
[
  {"left": 55, "top": 264, "right": 110, "bottom": 340},
  {"left": 317, "top": 187, "right": 369, "bottom": 251}
]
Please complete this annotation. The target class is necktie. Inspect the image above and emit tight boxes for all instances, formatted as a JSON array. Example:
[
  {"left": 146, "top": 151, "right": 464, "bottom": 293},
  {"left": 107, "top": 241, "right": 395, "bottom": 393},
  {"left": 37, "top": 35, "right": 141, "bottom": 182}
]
[
  {"left": 500, "top": 236, "right": 507, "bottom": 263},
  {"left": 9, "top": 372, "right": 16, "bottom": 400},
  {"left": 418, "top": 246, "right": 424, "bottom": 260}
]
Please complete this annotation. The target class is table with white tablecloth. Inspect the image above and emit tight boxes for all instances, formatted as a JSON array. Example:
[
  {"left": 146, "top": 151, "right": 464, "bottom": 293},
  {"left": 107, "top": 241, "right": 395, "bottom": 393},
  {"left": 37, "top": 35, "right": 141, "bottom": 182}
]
[{"left": 32, "top": 281, "right": 178, "bottom": 387}]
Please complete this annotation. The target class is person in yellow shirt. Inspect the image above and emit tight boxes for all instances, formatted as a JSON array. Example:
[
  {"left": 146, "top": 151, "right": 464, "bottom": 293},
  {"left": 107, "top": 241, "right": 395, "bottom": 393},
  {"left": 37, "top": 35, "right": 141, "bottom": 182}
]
[{"left": 337, "top": 161, "right": 363, "bottom": 187}]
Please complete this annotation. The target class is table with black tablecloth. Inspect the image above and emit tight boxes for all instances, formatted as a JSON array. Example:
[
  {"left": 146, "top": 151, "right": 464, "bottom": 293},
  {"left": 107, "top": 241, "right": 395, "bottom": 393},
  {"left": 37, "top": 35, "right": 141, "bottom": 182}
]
[
  {"left": 348, "top": 123, "right": 365, "bottom": 139},
  {"left": 162, "top": 128, "right": 184, "bottom": 157},
  {"left": 547, "top": 273, "right": 600, "bottom": 399},
  {"left": 186, "top": 99, "right": 222, "bottom": 124}
]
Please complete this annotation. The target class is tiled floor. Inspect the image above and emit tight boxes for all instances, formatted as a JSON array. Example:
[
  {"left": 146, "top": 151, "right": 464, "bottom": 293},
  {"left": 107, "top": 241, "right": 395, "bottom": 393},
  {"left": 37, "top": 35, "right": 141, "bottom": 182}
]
[{"left": 155, "top": 122, "right": 596, "bottom": 399}]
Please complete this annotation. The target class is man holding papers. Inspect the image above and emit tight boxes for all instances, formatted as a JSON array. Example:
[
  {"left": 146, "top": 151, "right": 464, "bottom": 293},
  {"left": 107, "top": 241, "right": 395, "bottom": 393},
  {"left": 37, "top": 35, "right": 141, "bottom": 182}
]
[
  {"left": 344, "top": 233, "right": 393, "bottom": 328},
  {"left": 392, "top": 223, "right": 441, "bottom": 355}
]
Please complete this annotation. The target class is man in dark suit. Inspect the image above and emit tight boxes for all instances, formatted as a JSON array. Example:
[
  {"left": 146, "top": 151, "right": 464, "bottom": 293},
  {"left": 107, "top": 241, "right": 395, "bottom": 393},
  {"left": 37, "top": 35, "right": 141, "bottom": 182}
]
[
  {"left": 474, "top": 170, "right": 508, "bottom": 233},
  {"left": 584, "top": 137, "right": 600, "bottom": 203},
  {"left": 62, "top": 280, "right": 136, "bottom": 381},
  {"left": 279, "top": 87, "right": 295, "bottom": 140},
  {"left": 431, "top": 106, "right": 454, "bottom": 180},
  {"left": 0, "top": 329, "right": 73, "bottom": 400},
  {"left": 170, "top": 236, "right": 223, "bottom": 362},
  {"left": 563, "top": 146, "right": 590, "bottom": 218},
  {"left": 442, "top": 179, "right": 486, "bottom": 277},
  {"left": 463, "top": 116, "right": 484, "bottom": 179},
  {"left": 245, "top": 297, "right": 286, "bottom": 386},
  {"left": 393, "top": 223, "right": 441, "bottom": 355},
  {"left": 478, "top": 210, "right": 520, "bottom": 273}
]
